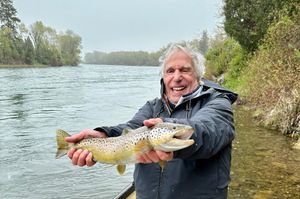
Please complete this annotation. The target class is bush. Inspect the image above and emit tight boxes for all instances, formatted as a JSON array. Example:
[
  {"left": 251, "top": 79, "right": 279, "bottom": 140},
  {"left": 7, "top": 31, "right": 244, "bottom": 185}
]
[
  {"left": 240, "top": 7, "right": 300, "bottom": 135},
  {"left": 204, "top": 37, "right": 247, "bottom": 90}
]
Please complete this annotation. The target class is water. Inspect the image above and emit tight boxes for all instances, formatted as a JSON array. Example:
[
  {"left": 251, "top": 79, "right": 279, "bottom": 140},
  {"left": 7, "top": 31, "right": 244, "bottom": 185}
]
[
  {"left": 0, "top": 64, "right": 299, "bottom": 199},
  {"left": 229, "top": 108, "right": 300, "bottom": 199},
  {"left": 0, "top": 64, "right": 160, "bottom": 199}
]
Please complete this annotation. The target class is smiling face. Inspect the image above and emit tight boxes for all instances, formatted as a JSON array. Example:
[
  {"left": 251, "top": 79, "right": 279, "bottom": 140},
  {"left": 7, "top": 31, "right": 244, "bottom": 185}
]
[{"left": 163, "top": 49, "right": 199, "bottom": 104}]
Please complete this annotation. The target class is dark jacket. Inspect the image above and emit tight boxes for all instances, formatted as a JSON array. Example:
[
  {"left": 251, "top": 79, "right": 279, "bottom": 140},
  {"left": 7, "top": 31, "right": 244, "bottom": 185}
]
[{"left": 95, "top": 79, "right": 238, "bottom": 199}]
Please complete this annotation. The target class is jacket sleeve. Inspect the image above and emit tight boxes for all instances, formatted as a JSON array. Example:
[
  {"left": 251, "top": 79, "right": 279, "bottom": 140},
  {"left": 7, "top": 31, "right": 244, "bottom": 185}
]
[
  {"left": 94, "top": 100, "right": 156, "bottom": 137},
  {"left": 164, "top": 91, "right": 235, "bottom": 160}
]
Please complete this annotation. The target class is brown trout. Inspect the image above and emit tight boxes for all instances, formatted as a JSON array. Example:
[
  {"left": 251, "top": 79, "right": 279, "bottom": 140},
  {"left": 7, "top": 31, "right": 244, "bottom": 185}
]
[{"left": 56, "top": 122, "right": 194, "bottom": 174}]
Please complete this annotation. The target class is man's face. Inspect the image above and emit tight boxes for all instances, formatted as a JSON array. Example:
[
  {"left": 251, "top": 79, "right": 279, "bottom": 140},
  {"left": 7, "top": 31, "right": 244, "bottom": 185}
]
[{"left": 163, "top": 50, "right": 199, "bottom": 104}]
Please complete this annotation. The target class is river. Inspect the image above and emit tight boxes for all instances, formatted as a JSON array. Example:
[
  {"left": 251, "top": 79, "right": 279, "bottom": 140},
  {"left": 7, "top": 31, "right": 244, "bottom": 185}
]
[{"left": 0, "top": 64, "right": 299, "bottom": 199}]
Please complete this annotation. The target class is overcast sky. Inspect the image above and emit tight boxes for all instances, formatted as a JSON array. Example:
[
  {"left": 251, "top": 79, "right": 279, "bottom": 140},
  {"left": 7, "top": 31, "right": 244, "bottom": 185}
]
[{"left": 14, "top": 0, "right": 223, "bottom": 54}]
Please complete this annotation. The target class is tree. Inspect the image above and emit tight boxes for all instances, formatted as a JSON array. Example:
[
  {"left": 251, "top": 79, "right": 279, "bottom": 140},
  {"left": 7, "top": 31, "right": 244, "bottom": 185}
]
[
  {"left": 57, "top": 30, "right": 82, "bottom": 65},
  {"left": 198, "top": 30, "right": 209, "bottom": 55},
  {"left": 30, "top": 21, "right": 62, "bottom": 65},
  {"left": 0, "top": 27, "right": 20, "bottom": 64},
  {"left": 0, "top": 0, "right": 20, "bottom": 34},
  {"left": 23, "top": 36, "right": 35, "bottom": 64},
  {"left": 223, "top": 0, "right": 296, "bottom": 52}
]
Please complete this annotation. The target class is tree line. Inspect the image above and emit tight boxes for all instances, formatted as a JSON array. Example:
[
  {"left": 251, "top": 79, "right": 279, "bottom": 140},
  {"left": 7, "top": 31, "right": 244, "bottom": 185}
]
[
  {"left": 84, "top": 30, "right": 209, "bottom": 66},
  {"left": 0, "top": 0, "right": 82, "bottom": 66}
]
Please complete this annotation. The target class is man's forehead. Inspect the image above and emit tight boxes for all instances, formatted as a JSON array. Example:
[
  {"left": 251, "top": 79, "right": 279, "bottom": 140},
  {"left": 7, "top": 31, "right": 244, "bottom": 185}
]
[{"left": 164, "top": 64, "right": 193, "bottom": 69}]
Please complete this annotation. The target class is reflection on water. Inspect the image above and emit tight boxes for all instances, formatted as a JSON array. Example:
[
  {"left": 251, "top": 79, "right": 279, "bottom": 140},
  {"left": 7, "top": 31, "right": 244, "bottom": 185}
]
[{"left": 0, "top": 64, "right": 299, "bottom": 199}]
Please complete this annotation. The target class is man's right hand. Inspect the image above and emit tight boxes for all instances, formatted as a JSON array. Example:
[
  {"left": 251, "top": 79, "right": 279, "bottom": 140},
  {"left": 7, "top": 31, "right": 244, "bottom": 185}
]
[{"left": 65, "top": 129, "right": 107, "bottom": 167}]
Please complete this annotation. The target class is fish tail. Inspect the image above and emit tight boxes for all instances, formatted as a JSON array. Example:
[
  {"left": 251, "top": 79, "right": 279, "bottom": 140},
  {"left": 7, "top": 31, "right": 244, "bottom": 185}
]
[{"left": 56, "top": 129, "right": 73, "bottom": 159}]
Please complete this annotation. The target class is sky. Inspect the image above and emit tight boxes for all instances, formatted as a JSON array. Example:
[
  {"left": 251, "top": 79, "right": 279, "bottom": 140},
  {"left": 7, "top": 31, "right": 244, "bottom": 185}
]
[{"left": 13, "top": 0, "right": 224, "bottom": 54}]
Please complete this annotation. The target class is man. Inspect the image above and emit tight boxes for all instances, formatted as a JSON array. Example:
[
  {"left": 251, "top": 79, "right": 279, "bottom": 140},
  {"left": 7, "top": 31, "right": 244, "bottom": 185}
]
[{"left": 66, "top": 44, "right": 237, "bottom": 199}]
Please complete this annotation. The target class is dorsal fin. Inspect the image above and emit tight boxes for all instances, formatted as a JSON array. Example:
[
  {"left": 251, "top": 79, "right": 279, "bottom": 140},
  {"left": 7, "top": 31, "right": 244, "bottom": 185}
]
[
  {"left": 122, "top": 126, "right": 149, "bottom": 136},
  {"left": 122, "top": 128, "right": 132, "bottom": 135}
]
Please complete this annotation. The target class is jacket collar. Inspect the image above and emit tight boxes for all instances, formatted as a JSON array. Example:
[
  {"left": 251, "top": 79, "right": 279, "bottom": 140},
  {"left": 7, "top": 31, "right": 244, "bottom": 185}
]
[{"left": 160, "top": 78, "right": 204, "bottom": 107}]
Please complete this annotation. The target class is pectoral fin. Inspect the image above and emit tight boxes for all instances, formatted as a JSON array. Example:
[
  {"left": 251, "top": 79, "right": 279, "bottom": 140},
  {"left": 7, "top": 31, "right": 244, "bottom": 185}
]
[{"left": 117, "top": 165, "right": 126, "bottom": 175}]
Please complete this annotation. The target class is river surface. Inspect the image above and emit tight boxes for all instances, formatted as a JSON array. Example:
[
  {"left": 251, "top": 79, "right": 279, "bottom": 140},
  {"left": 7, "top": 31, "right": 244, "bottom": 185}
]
[{"left": 0, "top": 64, "right": 299, "bottom": 199}]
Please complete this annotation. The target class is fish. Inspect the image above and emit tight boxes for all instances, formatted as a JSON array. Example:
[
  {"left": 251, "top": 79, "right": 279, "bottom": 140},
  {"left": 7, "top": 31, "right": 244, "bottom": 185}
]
[{"left": 56, "top": 122, "right": 194, "bottom": 175}]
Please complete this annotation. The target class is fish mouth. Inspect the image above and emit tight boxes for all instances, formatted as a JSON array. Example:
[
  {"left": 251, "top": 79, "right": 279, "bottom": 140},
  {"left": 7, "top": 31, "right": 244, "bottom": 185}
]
[
  {"left": 173, "top": 127, "right": 194, "bottom": 140},
  {"left": 153, "top": 127, "right": 195, "bottom": 152}
]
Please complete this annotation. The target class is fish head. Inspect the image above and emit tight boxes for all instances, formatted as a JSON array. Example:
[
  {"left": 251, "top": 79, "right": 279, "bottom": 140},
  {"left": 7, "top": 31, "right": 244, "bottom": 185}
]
[{"left": 149, "top": 122, "right": 194, "bottom": 152}]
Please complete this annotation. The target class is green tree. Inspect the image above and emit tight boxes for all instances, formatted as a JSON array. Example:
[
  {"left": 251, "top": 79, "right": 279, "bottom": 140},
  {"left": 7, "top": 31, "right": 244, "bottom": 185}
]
[
  {"left": 0, "top": 0, "right": 20, "bottom": 34},
  {"left": 57, "top": 30, "right": 82, "bottom": 65},
  {"left": 30, "top": 21, "right": 63, "bottom": 65},
  {"left": 205, "top": 37, "right": 245, "bottom": 79},
  {"left": 223, "top": 0, "right": 296, "bottom": 52},
  {"left": 0, "top": 27, "right": 19, "bottom": 64},
  {"left": 23, "top": 36, "right": 35, "bottom": 64}
]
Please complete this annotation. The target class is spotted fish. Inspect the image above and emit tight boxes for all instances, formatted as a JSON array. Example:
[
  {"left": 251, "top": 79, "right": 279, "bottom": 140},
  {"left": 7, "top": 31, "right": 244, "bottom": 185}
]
[{"left": 56, "top": 122, "right": 194, "bottom": 174}]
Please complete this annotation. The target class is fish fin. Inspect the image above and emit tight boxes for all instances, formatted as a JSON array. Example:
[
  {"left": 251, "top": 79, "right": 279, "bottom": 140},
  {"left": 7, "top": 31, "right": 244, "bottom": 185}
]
[
  {"left": 117, "top": 165, "right": 126, "bottom": 175},
  {"left": 122, "top": 128, "right": 131, "bottom": 135},
  {"left": 158, "top": 160, "right": 166, "bottom": 172},
  {"left": 56, "top": 129, "right": 73, "bottom": 159},
  {"left": 134, "top": 140, "right": 151, "bottom": 154},
  {"left": 122, "top": 126, "right": 149, "bottom": 136}
]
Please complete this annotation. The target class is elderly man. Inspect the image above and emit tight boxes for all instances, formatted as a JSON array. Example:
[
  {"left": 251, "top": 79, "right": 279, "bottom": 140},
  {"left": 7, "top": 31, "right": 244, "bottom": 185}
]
[{"left": 66, "top": 44, "right": 237, "bottom": 199}]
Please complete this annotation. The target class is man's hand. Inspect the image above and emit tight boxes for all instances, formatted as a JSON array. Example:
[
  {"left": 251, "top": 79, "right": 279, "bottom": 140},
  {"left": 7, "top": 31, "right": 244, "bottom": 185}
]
[
  {"left": 137, "top": 118, "right": 174, "bottom": 164},
  {"left": 65, "top": 129, "right": 107, "bottom": 167}
]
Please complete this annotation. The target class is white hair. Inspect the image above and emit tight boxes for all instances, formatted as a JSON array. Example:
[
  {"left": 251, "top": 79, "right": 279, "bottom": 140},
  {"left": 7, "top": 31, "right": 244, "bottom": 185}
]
[{"left": 159, "top": 43, "right": 206, "bottom": 81}]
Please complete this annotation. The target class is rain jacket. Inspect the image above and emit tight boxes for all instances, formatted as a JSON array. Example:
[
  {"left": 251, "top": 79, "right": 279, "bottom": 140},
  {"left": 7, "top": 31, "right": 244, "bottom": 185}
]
[{"left": 95, "top": 79, "right": 238, "bottom": 199}]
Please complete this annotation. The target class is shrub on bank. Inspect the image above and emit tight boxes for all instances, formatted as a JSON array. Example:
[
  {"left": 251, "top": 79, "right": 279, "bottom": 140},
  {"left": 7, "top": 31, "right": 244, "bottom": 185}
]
[{"left": 240, "top": 8, "right": 300, "bottom": 136}]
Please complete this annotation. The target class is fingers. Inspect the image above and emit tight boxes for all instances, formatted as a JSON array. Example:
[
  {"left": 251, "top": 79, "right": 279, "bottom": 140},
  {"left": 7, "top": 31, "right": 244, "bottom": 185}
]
[
  {"left": 156, "top": 151, "right": 173, "bottom": 161},
  {"left": 138, "top": 151, "right": 159, "bottom": 163},
  {"left": 86, "top": 152, "right": 96, "bottom": 167},
  {"left": 67, "top": 148, "right": 76, "bottom": 159},
  {"left": 69, "top": 149, "right": 96, "bottom": 167},
  {"left": 143, "top": 118, "right": 163, "bottom": 127},
  {"left": 64, "top": 129, "right": 107, "bottom": 143},
  {"left": 65, "top": 133, "right": 85, "bottom": 143},
  {"left": 65, "top": 129, "right": 105, "bottom": 167},
  {"left": 137, "top": 150, "right": 173, "bottom": 164}
]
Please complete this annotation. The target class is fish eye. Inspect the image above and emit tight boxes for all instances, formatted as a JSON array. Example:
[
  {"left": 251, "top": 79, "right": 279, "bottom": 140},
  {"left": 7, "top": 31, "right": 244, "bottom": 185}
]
[{"left": 173, "top": 126, "right": 176, "bottom": 130}]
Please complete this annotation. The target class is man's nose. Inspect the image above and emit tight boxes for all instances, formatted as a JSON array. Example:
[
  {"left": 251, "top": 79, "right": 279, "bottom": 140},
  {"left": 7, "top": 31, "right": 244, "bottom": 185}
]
[{"left": 173, "top": 70, "right": 182, "bottom": 81}]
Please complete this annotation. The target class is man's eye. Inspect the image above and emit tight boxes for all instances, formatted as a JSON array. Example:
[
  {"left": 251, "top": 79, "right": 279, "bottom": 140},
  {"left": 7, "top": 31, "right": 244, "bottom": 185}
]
[
  {"left": 182, "top": 67, "right": 191, "bottom": 73},
  {"left": 166, "top": 69, "right": 174, "bottom": 73}
]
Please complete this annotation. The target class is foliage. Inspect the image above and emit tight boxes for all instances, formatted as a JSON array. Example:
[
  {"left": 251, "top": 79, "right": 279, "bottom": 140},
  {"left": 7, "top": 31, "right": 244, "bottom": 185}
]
[
  {"left": 23, "top": 36, "right": 35, "bottom": 64},
  {"left": 57, "top": 30, "right": 82, "bottom": 66},
  {"left": 204, "top": 36, "right": 247, "bottom": 89},
  {"left": 0, "top": 0, "right": 20, "bottom": 33},
  {"left": 0, "top": 1, "right": 82, "bottom": 66},
  {"left": 239, "top": 7, "right": 300, "bottom": 135},
  {"left": 0, "top": 21, "right": 82, "bottom": 66},
  {"left": 223, "top": 0, "right": 297, "bottom": 52}
]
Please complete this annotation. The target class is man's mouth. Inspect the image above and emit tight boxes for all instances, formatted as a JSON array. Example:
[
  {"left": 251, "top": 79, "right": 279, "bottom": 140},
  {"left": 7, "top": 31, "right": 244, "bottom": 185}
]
[{"left": 172, "top": 86, "right": 185, "bottom": 91}]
